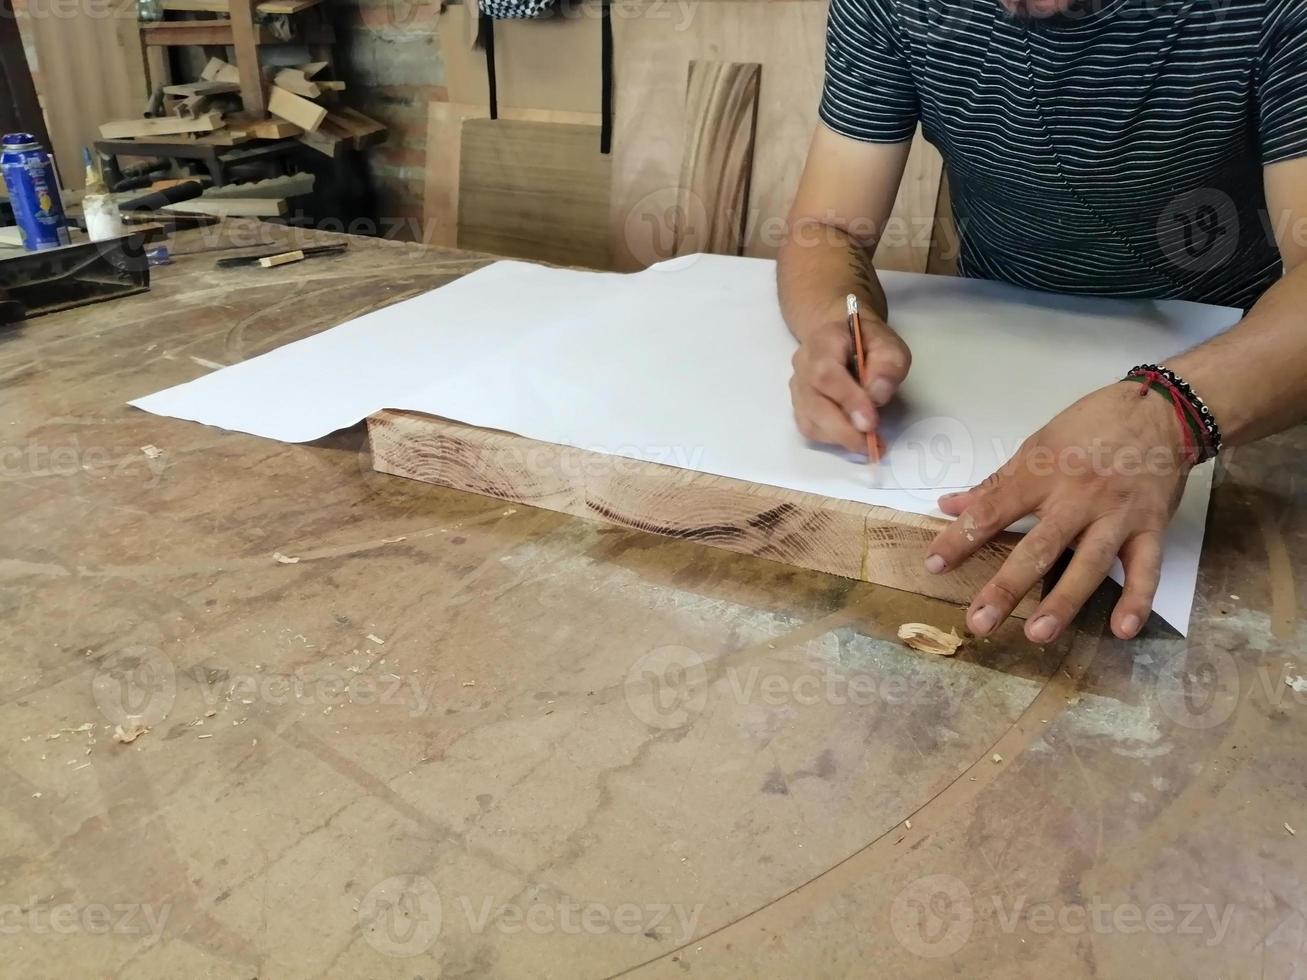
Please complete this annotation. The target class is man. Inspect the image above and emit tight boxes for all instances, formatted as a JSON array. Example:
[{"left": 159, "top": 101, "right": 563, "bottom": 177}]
[{"left": 779, "top": 0, "right": 1307, "bottom": 645}]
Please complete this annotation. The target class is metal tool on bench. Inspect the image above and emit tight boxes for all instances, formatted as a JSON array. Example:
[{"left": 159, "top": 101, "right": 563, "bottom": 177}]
[{"left": 0, "top": 232, "right": 150, "bottom": 322}]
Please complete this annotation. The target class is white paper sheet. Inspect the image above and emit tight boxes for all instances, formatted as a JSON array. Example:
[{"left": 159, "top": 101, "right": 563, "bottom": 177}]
[{"left": 131, "top": 254, "right": 1241, "bottom": 634}]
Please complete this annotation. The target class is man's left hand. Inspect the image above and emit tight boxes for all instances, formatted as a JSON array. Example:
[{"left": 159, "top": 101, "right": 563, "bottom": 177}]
[{"left": 924, "top": 382, "right": 1191, "bottom": 644}]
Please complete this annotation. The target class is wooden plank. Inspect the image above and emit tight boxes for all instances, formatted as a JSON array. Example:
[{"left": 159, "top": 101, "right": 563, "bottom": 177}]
[
  {"left": 317, "top": 80, "right": 346, "bottom": 92},
  {"left": 674, "top": 61, "right": 761, "bottom": 258},
  {"left": 269, "top": 86, "right": 327, "bottom": 131},
  {"left": 425, "top": 103, "right": 602, "bottom": 249},
  {"left": 142, "top": 22, "right": 238, "bottom": 46},
  {"left": 257, "top": 0, "right": 319, "bottom": 13},
  {"left": 163, "top": 81, "right": 241, "bottom": 98},
  {"left": 367, "top": 410, "right": 1040, "bottom": 617},
  {"left": 228, "top": 0, "right": 266, "bottom": 117},
  {"left": 28, "top": 0, "right": 148, "bottom": 188},
  {"left": 330, "top": 107, "right": 387, "bottom": 148},
  {"left": 272, "top": 68, "right": 322, "bottom": 99},
  {"left": 164, "top": 197, "right": 288, "bottom": 217},
  {"left": 226, "top": 112, "right": 302, "bottom": 139},
  {"left": 458, "top": 118, "right": 612, "bottom": 270},
  {"left": 296, "top": 60, "right": 329, "bottom": 78},
  {"left": 161, "top": 0, "right": 230, "bottom": 10},
  {"left": 99, "top": 112, "right": 223, "bottom": 139}
]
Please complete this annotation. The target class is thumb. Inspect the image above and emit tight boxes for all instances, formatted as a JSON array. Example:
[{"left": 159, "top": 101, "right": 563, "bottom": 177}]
[{"left": 860, "top": 318, "right": 912, "bottom": 407}]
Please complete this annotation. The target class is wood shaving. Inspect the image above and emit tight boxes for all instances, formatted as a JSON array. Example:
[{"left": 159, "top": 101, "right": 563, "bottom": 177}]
[
  {"left": 366, "top": 634, "right": 385, "bottom": 645},
  {"left": 1286, "top": 822, "right": 1297, "bottom": 836},
  {"left": 273, "top": 552, "right": 300, "bottom": 564},
  {"left": 113, "top": 718, "right": 150, "bottom": 744},
  {"left": 992, "top": 753, "right": 1003, "bottom": 764},
  {"left": 897, "top": 623, "right": 965, "bottom": 657},
  {"left": 140, "top": 445, "right": 164, "bottom": 459}
]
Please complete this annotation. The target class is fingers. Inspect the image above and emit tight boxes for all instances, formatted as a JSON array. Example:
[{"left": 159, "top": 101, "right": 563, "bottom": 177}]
[
  {"left": 1111, "top": 531, "right": 1163, "bottom": 639},
  {"left": 791, "top": 382, "right": 869, "bottom": 454},
  {"left": 1025, "top": 523, "right": 1128, "bottom": 644},
  {"left": 963, "top": 509, "right": 1079, "bottom": 638},
  {"left": 925, "top": 474, "right": 1033, "bottom": 575},
  {"left": 792, "top": 331, "right": 878, "bottom": 429},
  {"left": 860, "top": 318, "right": 912, "bottom": 407}
]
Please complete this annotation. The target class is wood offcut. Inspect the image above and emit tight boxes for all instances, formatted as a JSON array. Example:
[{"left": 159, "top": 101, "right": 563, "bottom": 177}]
[
  {"left": 674, "top": 60, "right": 762, "bottom": 258},
  {"left": 367, "top": 410, "right": 1041, "bottom": 616}
]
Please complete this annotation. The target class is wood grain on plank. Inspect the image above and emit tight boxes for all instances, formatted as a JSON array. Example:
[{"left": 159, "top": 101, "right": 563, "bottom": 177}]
[
  {"left": 674, "top": 61, "right": 761, "bottom": 257},
  {"left": 368, "top": 410, "right": 1040, "bottom": 617},
  {"left": 458, "top": 118, "right": 613, "bottom": 270},
  {"left": 269, "top": 86, "right": 327, "bottom": 131}
]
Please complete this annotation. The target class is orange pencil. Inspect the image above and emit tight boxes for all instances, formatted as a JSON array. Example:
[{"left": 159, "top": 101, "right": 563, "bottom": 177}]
[{"left": 846, "top": 294, "right": 882, "bottom": 465}]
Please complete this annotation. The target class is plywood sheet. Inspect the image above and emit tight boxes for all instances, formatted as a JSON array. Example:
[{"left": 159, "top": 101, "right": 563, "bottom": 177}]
[
  {"left": 369, "top": 409, "right": 1039, "bottom": 616},
  {"left": 28, "top": 0, "right": 149, "bottom": 189},
  {"left": 427, "top": 103, "right": 601, "bottom": 247},
  {"left": 674, "top": 61, "right": 761, "bottom": 257},
  {"left": 457, "top": 117, "right": 612, "bottom": 268}
]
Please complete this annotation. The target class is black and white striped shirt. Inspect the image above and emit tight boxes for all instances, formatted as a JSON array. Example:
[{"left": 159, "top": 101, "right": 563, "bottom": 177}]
[{"left": 820, "top": 0, "right": 1307, "bottom": 308}]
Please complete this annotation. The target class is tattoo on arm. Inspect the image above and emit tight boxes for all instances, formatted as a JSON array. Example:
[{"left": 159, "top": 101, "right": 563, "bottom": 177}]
[{"left": 847, "top": 242, "right": 877, "bottom": 295}]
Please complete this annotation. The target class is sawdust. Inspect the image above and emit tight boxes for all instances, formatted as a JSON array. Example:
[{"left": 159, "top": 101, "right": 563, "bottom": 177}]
[
  {"left": 113, "top": 717, "right": 150, "bottom": 744},
  {"left": 897, "top": 623, "right": 965, "bottom": 656}
]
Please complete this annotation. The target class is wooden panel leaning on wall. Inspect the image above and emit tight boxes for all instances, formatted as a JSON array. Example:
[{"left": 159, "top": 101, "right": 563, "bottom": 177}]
[
  {"left": 428, "top": 0, "right": 951, "bottom": 275},
  {"left": 458, "top": 118, "right": 614, "bottom": 270},
  {"left": 28, "top": 0, "right": 148, "bottom": 189}
]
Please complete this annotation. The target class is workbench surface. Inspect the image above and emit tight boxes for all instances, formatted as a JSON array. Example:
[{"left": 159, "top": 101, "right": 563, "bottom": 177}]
[{"left": 3, "top": 223, "right": 1305, "bottom": 978}]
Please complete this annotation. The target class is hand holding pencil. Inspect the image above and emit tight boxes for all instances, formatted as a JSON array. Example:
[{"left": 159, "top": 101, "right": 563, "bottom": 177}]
[{"left": 786, "top": 293, "right": 911, "bottom": 461}]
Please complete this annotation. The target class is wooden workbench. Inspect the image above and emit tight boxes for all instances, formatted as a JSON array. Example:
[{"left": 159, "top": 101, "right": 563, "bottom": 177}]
[{"left": 2, "top": 222, "right": 1305, "bottom": 977}]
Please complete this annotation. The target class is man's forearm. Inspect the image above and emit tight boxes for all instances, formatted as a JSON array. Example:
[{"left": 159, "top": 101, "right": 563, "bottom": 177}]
[
  {"left": 1168, "top": 262, "right": 1307, "bottom": 447},
  {"left": 778, "top": 219, "right": 890, "bottom": 340}
]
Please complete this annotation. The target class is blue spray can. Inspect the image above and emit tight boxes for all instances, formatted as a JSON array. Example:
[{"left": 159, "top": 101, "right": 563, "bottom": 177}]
[{"left": 1, "top": 133, "right": 70, "bottom": 252}]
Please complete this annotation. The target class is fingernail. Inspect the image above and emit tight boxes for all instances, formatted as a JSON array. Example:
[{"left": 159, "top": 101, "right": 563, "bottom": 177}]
[
  {"left": 971, "top": 605, "right": 1001, "bottom": 635},
  {"left": 925, "top": 554, "right": 947, "bottom": 574},
  {"left": 869, "top": 378, "right": 895, "bottom": 406},
  {"left": 1028, "top": 615, "right": 1059, "bottom": 643},
  {"left": 1121, "top": 614, "right": 1141, "bottom": 638},
  {"left": 851, "top": 411, "right": 873, "bottom": 433}
]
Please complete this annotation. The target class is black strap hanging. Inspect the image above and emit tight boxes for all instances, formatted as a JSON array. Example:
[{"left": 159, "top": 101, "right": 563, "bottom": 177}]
[
  {"left": 479, "top": 10, "right": 499, "bottom": 120},
  {"left": 600, "top": 0, "right": 613, "bottom": 154}
]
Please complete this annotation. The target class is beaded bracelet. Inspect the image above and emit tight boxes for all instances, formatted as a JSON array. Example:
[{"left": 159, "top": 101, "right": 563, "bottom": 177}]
[{"left": 1122, "top": 364, "right": 1223, "bottom": 465}]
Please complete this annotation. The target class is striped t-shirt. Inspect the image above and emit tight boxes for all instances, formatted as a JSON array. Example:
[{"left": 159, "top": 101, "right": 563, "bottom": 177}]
[{"left": 820, "top": 0, "right": 1307, "bottom": 308}]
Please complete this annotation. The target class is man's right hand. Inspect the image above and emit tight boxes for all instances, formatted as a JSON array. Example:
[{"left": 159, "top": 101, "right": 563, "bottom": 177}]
[{"left": 788, "top": 315, "right": 913, "bottom": 454}]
